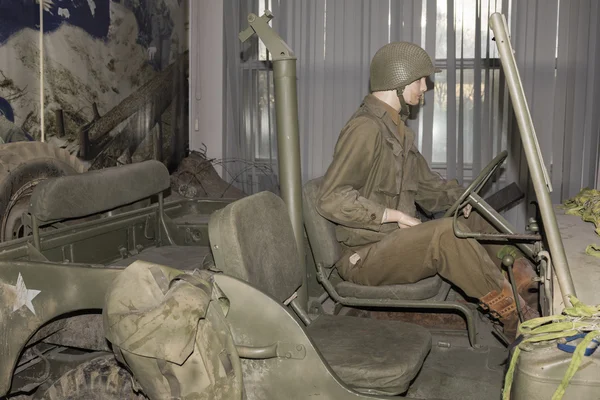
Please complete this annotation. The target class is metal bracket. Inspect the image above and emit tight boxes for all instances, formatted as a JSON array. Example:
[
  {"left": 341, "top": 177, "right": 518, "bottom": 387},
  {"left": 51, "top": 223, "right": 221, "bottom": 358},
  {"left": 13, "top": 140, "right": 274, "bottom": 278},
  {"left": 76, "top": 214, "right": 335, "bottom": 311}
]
[
  {"left": 26, "top": 243, "right": 48, "bottom": 262},
  {"left": 239, "top": 11, "right": 295, "bottom": 61},
  {"left": 452, "top": 193, "right": 542, "bottom": 242},
  {"left": 118, "top": 246, "right": 130, "bottom": 259},
  {"left": 315, "top": 263, "right": 481, "bottom": 348}
]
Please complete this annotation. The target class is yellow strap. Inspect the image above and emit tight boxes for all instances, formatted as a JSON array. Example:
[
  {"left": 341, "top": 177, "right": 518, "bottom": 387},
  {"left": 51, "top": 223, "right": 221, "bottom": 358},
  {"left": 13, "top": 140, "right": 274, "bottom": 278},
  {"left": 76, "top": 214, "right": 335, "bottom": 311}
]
[
  {"left": 585, "top": 244, "right": 600, "bottom": 258},
  {"left": 552, "top": 330, "right": 600, "bottom": 400}
]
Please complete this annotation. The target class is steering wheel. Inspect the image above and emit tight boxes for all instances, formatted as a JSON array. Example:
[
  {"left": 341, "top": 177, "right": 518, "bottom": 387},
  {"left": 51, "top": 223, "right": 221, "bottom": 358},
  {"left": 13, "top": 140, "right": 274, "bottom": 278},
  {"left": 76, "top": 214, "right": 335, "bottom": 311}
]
[{"left": 444, "top": 150, "right": 508, "bottom": 218}]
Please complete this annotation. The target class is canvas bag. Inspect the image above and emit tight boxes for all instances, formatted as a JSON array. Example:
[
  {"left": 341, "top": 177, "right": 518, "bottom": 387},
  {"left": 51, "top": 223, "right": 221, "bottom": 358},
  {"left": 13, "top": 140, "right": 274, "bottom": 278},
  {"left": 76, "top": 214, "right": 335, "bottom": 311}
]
[{"left": 103, "top": 260, "right": 243, "bottom": 400}]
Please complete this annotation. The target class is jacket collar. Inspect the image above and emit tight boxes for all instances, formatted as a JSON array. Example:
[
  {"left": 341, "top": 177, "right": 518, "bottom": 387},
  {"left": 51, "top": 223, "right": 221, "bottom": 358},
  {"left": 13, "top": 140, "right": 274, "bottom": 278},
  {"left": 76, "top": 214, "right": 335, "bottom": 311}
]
[{"left": 362, "top": 94, "right": 415, "bottom": 153}]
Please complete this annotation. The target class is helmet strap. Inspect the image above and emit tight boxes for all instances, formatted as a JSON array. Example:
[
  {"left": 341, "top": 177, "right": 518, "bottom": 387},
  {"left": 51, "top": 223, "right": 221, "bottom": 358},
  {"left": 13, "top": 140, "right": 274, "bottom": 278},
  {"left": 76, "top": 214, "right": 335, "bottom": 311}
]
[{"left": 396, "top": 87, "right": 410, "bottom": 122}]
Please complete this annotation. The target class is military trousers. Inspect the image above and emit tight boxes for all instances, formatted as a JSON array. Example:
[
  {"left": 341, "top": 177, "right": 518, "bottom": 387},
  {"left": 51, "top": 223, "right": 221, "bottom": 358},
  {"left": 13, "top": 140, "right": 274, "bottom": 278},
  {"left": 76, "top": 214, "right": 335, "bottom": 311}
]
[{"left": 336, "top": 212, "right": 507, "bottom": 299}]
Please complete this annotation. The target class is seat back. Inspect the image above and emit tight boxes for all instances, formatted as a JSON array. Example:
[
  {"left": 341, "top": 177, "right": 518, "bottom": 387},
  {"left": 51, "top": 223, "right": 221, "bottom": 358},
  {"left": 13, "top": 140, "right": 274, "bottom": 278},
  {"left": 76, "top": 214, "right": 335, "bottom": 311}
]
[
  {"left": 29, "top": 160, "right": 170, "bottom": 222},
  {"left": 302, "top": 178, "right": 342, "bottom": 269},
  {"left": 208, "top": 191, "right": 302, "bottom": 303}
]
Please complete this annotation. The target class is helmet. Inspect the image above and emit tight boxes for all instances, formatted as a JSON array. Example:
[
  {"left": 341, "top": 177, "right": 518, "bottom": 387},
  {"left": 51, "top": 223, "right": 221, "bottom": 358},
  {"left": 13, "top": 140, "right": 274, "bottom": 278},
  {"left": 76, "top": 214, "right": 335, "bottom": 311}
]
[{"left": 369, "top": 42, "right": 438, "bottom": 92}]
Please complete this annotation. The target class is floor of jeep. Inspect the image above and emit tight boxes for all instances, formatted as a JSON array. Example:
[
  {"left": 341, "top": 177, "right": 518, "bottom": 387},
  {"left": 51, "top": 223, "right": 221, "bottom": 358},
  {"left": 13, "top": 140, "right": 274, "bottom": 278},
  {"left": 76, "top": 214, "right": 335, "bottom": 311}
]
[
  {"left": 108, "top": 245, "right": 212, "bottom": 270},
  {"left": 333, "top": 298, "right": 509, "bottom": 399},
  {"left": 405, "top": 329, "right": 508, "bottom": 400}
]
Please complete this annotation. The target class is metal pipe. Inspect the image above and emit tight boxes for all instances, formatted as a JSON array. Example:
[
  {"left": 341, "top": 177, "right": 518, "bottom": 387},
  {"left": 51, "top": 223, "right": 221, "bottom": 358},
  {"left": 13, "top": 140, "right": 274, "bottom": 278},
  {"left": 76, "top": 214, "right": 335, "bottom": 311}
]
[
  {"left": 273, "top": 58, "right": 307, "bottom": 312},
  {"left": 290, "top": 298, "right": 312, "bottom": 326},
  {"left": 240, "top": 12, "right": 308, "bottom": 312},
  {"left": 156, "top": 192, "right": 163, "bottom": 247},
  {"left": 32, "top": 216, "right": 41, "bottom": 250},
  {"left": 489, "top": 13, "right": 576, "bottom": 305},
  {"left": 457, "top": 193, "right": 541, "bottom": 254},
  {"left": 316, "top": 264, "right": 479, "bottom": 347},
  {"left": 507, "top": 264, "right": 524, "bottom": 322}
]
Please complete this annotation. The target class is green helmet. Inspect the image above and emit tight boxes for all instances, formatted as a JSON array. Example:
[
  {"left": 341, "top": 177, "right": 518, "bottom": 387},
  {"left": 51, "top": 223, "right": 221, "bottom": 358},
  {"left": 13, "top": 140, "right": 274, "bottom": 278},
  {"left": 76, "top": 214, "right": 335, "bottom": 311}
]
[{"left": 369, "top": 42, "right": 438, "bottom": 92}]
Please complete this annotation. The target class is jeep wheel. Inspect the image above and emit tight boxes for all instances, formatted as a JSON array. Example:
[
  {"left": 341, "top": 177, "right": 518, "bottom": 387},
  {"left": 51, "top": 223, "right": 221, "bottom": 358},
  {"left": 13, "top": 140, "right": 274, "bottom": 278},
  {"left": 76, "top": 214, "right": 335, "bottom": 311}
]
[
  {"left": 0, "top": 142, "right": 85, "bottom": 242},
  {"left": 40, "top": 355, "right": 145, "bottom": 400}
]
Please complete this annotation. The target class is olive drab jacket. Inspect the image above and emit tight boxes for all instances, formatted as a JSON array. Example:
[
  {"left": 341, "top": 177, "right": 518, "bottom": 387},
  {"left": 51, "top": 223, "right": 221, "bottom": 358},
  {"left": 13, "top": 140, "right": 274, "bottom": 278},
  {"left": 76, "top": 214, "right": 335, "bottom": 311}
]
[{"left": 317, "top": 94, "right": 464, "bottom": 248}]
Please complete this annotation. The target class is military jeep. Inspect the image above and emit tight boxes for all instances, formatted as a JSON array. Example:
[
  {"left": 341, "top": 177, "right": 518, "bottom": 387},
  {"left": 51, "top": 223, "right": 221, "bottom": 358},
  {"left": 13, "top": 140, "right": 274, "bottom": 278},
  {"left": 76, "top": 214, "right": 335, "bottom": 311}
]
[{"left": 0, "top": 10, "right": 598, "bottom": 400}]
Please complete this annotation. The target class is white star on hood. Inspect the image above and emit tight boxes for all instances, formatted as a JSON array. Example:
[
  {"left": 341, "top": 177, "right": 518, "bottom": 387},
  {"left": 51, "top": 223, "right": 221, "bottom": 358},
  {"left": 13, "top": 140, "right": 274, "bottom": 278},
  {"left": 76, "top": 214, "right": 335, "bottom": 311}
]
[{"left": 11, "top": 273, "right": 41, "bottom": 315}]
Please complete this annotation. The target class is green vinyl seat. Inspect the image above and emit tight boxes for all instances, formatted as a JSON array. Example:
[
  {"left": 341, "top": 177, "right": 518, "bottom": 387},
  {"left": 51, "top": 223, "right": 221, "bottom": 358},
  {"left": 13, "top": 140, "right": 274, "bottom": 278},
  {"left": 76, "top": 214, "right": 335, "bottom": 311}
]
[
  {"left": 302, "top": 177, "right": 445, "bottom": 301},
  {"left": 208, "top": 191, "right": 431, "bottom": 395}
]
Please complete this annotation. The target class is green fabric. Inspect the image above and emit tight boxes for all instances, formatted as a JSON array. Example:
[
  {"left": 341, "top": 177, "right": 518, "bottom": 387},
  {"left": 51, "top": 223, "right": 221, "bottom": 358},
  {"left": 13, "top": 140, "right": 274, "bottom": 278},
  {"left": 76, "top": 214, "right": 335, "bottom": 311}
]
[
  {"left": 317, "top": 94, "right": 464, "bottom": 248},
  {"left": 585, "top": 244, "right": 600, "bottom": 258},
  {"left": 563, "top": 188, "right": 600, "bottom": 236},
  {"left": 503, "top": 295, "right": 600, "bottom": 400},
  {"left": 104, "top": 261, "right": 243, "bottom": 400}
]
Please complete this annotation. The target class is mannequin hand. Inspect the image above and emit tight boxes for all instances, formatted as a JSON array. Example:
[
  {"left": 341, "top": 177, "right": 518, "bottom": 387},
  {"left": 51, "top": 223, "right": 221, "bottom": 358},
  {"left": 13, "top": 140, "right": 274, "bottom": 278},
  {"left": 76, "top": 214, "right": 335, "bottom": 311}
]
[{"left": 383, "top": 209, "right": 421, "bottom": 228}]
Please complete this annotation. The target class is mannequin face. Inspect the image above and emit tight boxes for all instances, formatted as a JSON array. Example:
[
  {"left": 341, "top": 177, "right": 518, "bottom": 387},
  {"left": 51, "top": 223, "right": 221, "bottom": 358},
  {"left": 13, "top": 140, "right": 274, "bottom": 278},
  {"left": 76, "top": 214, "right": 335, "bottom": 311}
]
[{"left": 402, "top": 77, "right": 427, "bottom": 106}]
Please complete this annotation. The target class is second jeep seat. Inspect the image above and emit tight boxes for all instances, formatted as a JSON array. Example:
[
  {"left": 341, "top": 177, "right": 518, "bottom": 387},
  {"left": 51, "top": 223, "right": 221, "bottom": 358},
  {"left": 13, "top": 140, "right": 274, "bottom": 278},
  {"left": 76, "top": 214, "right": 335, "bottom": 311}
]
[{"left": 208, "top": 191, "right": 432, "bottom": 395}]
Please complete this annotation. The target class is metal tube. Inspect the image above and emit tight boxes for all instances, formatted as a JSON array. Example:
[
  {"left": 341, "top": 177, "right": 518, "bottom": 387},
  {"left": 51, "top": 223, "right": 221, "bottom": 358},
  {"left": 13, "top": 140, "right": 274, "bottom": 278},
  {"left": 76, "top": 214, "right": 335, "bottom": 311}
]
[
  {"left": 466, "top": 193, "right": 538, "bottom": 258},
  {"left": 290, "top": 298, "right": 312, "bottom": 326},
  {"left": 156, "top": 192, "right": 163, "bottom": 247},
  {"left": 507, "top": 264, "right": 524, "bottom": 322},
  {"left": 32, "top": 216, "right": 41, "bottom": 250},
  {"left": 489, "top": 13, "right": 576, "bottom": 305},
  {"left": 316, "top": 264, "right": 479, "bottom": 347},
  {"left": 273, "top": 59, "right": 307, "bottom": 312}
]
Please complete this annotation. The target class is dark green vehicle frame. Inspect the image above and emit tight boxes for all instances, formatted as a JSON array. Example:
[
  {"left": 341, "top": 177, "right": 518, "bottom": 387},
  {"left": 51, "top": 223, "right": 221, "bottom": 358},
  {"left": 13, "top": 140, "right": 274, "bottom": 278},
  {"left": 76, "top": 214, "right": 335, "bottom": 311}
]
[
  {"left": 0, "top": 10, "right": 581, "bottom": 400},
  {"left": 0, "top": 193, "right": 234, "bottom": 396}
]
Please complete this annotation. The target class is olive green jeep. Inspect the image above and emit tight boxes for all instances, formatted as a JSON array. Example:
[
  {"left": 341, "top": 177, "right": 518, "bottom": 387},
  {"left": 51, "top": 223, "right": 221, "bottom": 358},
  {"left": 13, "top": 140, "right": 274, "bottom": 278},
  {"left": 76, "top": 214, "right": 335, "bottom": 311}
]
[{"left": 0, "top": 11, "right": 598, "bottom": 400}]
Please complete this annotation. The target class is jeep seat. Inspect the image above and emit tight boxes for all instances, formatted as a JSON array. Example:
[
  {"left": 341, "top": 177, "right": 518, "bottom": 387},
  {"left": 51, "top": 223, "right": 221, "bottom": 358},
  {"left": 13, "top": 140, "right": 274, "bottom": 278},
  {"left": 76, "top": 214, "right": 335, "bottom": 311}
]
[
  {"left": 28, "top": 160, "right": 212, "bottom": 271},
  {"left": 209, "top": 191, "right": 432, "bottom": 395},
  {"left": 302, "top": 177, "right": 443, "bottom": 300}
]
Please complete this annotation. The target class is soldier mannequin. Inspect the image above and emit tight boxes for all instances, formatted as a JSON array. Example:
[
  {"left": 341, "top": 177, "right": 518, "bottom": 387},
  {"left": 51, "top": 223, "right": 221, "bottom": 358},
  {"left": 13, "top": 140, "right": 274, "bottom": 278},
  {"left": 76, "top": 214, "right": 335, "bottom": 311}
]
[{"left": 317, "top": 41, "right": 537, "bottom": 340}]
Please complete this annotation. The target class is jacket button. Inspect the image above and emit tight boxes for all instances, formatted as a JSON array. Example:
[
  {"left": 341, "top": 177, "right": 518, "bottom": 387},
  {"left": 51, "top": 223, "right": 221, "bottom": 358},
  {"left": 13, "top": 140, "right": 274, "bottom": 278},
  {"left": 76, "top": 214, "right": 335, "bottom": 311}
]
[{"left": 370, "top": 213, "right": 376, "bottom": 220}]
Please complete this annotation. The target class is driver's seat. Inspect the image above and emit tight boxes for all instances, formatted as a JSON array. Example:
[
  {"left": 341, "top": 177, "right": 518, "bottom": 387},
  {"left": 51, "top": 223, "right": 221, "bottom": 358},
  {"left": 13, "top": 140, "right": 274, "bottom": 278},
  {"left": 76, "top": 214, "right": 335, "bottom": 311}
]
[{"left": 303, "top": 177, "right": 448, "bottom": 301}]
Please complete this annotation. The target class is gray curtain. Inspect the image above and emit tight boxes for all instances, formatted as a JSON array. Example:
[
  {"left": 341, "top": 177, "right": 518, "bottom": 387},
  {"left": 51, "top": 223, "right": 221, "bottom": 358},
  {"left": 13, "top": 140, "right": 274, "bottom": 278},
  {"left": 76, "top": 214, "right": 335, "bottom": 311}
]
[
  {"left": 506, "top": 0, "right": 600, "bottom": 228},
  {"left": 224, "top": 0, "right": 600, "bottom": 230}
]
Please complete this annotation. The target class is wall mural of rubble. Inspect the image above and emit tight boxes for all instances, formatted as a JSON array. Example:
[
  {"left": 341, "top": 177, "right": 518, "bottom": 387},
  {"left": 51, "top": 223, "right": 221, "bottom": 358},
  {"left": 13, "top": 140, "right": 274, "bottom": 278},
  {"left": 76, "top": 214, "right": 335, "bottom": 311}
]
[{"left": 0, "top": 0, "right": 188, "bottom": 170}]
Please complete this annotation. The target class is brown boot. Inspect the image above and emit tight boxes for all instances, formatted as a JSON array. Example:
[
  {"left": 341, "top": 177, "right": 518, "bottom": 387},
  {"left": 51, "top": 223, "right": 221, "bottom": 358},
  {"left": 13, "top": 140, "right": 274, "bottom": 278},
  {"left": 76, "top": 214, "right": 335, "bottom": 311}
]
[
  {"left": 479, "top": 280, "right": 539, "bottom": 342},
  {"left": 511, "top": 257, "right": 539, "bottom": 310}
]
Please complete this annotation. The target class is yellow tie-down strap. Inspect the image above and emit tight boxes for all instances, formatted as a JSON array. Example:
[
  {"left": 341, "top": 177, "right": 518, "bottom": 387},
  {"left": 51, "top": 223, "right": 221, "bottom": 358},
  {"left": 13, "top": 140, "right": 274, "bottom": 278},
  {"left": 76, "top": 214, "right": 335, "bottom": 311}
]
[{"left": 503, "top": 295, "right": 600, "bottom": 400}]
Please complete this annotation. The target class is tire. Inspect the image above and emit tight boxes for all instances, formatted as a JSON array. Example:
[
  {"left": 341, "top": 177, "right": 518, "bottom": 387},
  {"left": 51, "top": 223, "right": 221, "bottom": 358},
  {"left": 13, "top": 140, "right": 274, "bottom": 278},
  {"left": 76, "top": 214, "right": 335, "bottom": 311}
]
[
  {"left": 0, "top": 142, "right": 85, "bottom": 241},
  {"left": 40, "top": 355, "right": 145, "bottom": 400}
]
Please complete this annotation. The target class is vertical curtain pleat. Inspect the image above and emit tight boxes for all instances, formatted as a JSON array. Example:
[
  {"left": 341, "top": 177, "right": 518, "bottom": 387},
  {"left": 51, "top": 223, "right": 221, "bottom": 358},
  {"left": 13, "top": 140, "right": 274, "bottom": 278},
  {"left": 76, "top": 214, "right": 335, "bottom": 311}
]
[
  {"left": 560, "top": 0, "right": 580, "bottom": 200},
  {"left": 422, "top": 0, "right": 437, "bottom": 163},
  {"left": 446, "top": 0, "right": 457, "bottom": 180},
  {"left": 311, "top": 0, "right": 326, "bottom": 180},
  {"left": 457, "top": 2, "right": 464, "bottom": 183},
  {"left": 592, "top": 4, "right": 600, "bottom": 189},
  {"left": 223, "top": 0, "right": 243, "bottom": 188},
  {"left": 322, "top": 0, "right": 336, "bottom": 174},
  {"left": 472, "top": 0, "right": 482, "bottom": 176},
  {"left": 582, "top": 1, "right": 599, "bottom": 189},
  {"left": 531, "top": 1, "right": 558, "bottom": 176},
  {"left": 410, "top": 0, "right": 423, "bottom": 141},
  {"left": 566, "top": 0, "right": 589, "bottom": 197},
  {"left": 550, "top": 0, "right": 570, "bottom": 203}
]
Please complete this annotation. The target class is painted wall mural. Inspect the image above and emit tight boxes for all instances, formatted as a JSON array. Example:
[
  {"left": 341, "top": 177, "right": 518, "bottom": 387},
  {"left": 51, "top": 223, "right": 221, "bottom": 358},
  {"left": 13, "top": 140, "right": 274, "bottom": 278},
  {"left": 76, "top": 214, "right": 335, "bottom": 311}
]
[{"left": 0, "top": 0, "right": 188, "bottom": 169}]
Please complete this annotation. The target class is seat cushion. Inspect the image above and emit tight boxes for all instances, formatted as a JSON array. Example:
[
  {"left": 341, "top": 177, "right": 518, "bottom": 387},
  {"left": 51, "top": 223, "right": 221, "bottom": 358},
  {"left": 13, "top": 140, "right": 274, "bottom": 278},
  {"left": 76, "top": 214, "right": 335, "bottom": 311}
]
[
  {"left": 335, "top": 275, "right": 442, "bottom": 300},
  {"left": 109, "top": 245, "right": 212, "bottom": 270},
  {"left": 308, "top": 315, "right": 431, "bottom": 395}
]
